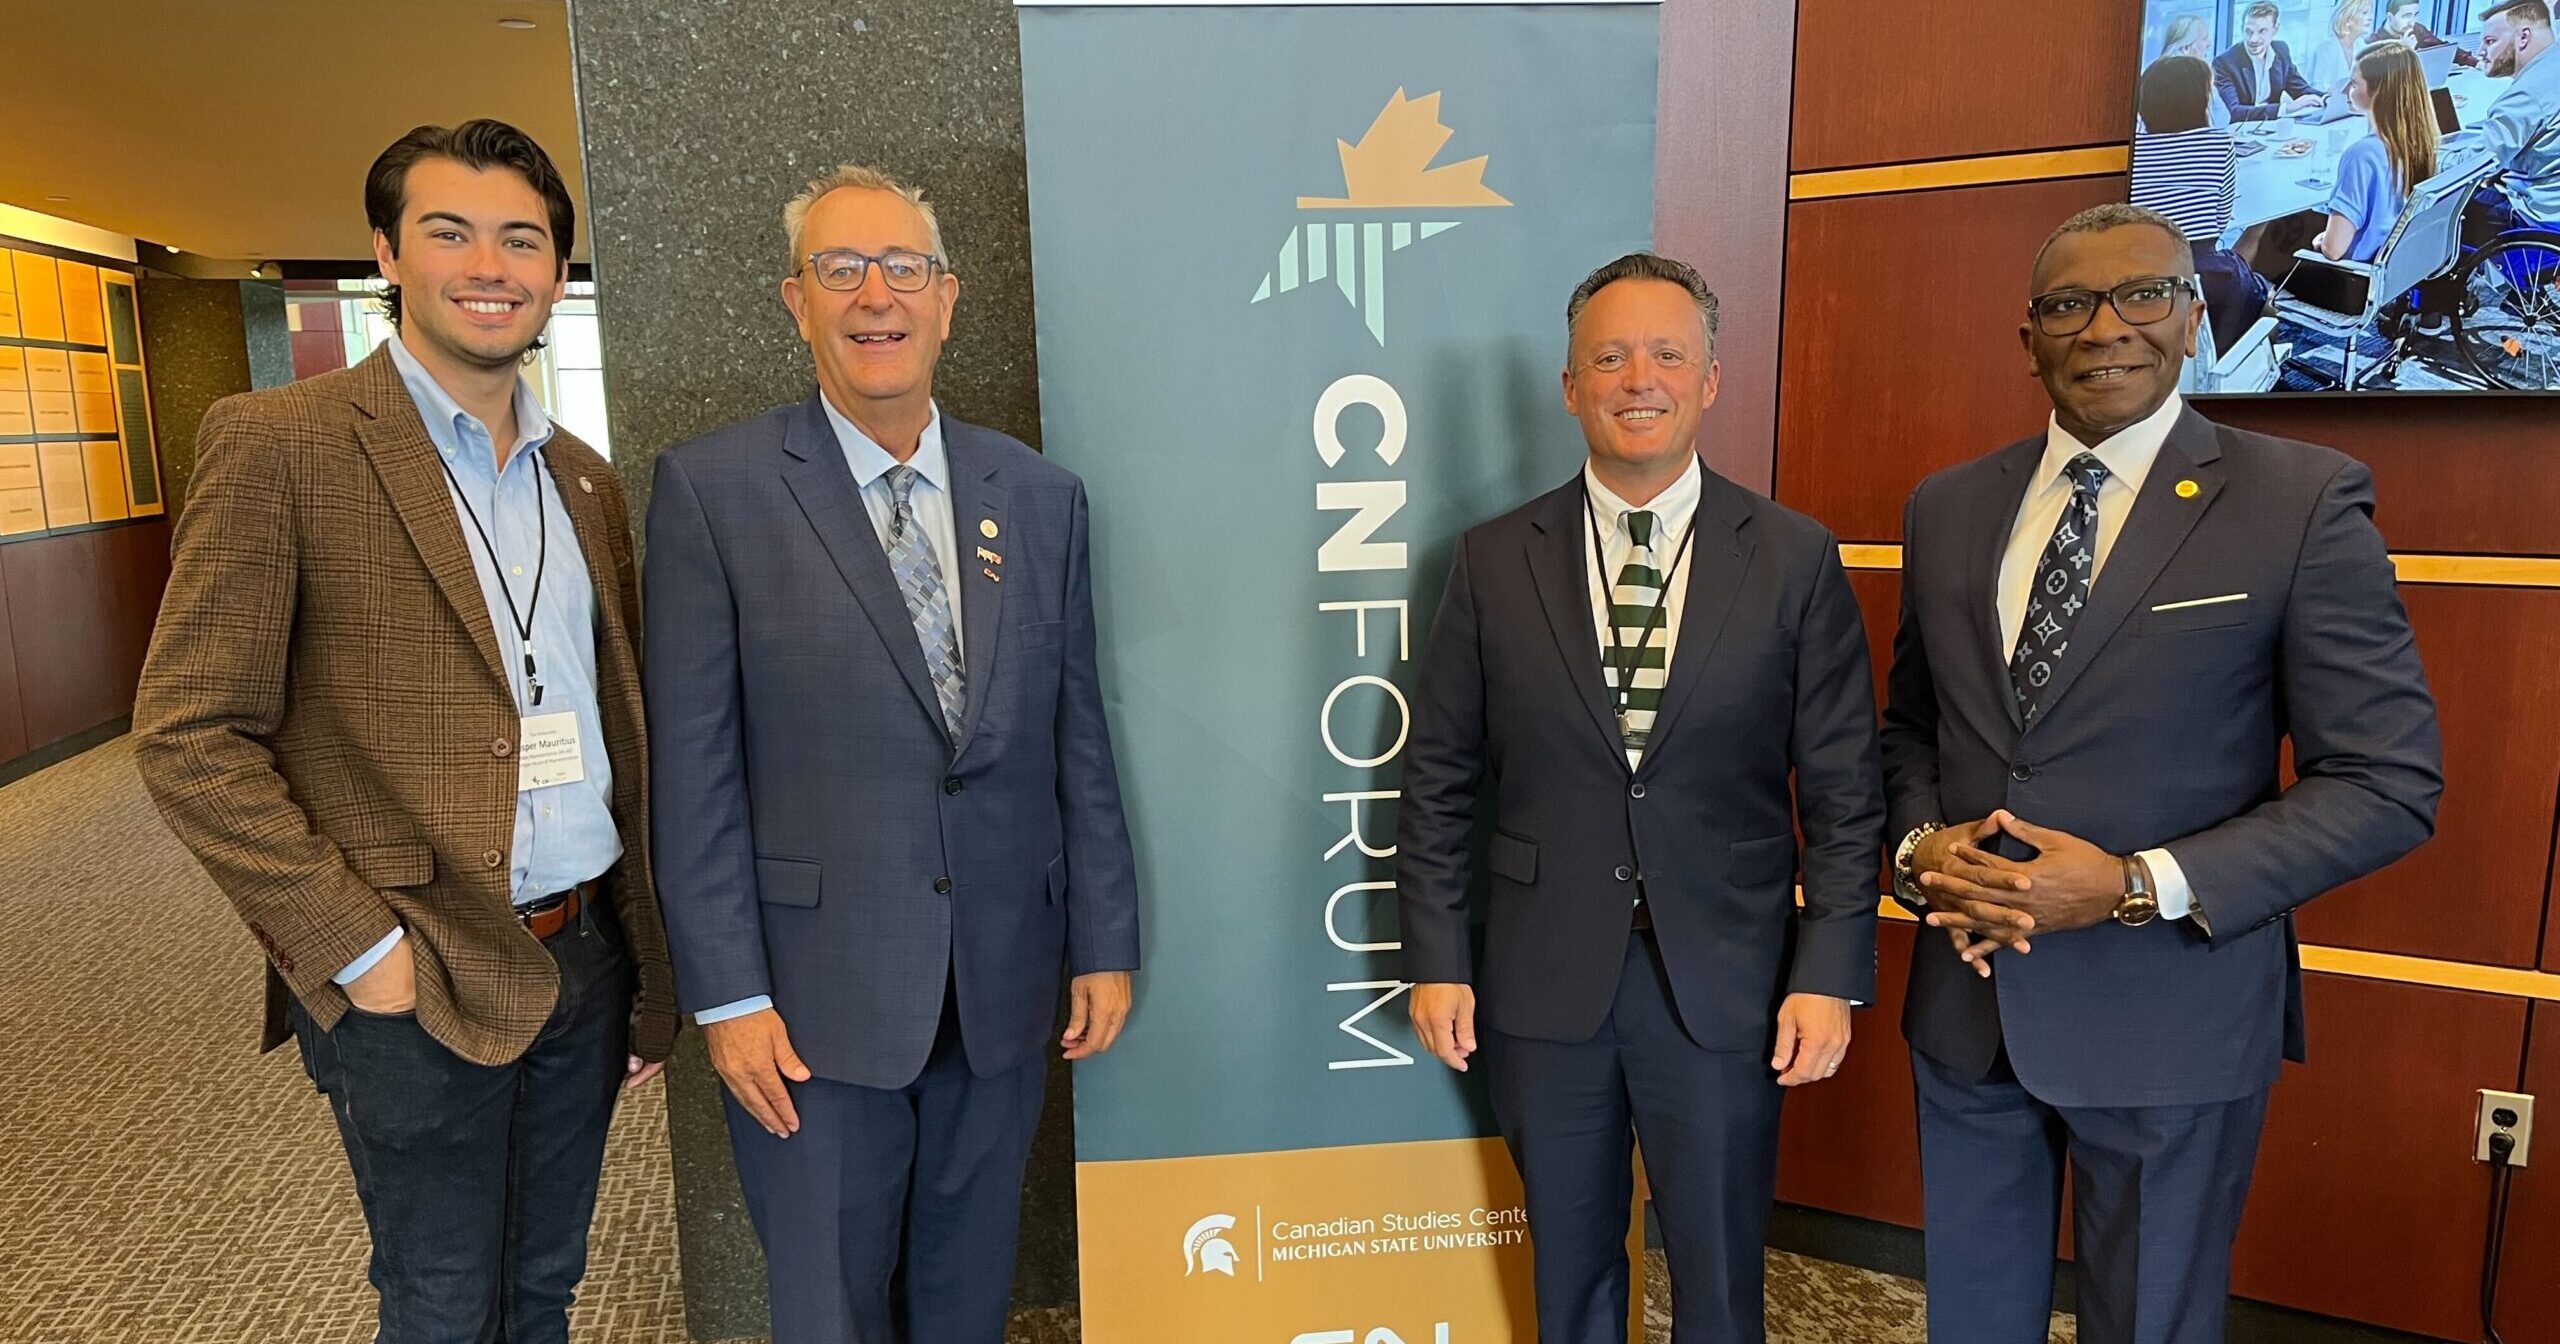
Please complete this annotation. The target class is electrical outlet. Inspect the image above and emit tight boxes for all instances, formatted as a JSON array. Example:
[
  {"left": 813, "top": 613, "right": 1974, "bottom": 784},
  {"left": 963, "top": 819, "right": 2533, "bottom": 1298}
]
[{"left": 2476, "top": 1090, "right": 2534, "bottom": 1167}]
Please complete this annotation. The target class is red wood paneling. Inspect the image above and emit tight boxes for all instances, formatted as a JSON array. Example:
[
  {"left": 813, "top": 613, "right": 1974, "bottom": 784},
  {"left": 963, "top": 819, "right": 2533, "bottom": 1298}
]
[
  {"left": 0, "top": 544, "right": 26, "bottom": 763},
  {"left": 2302, "top": 585, "right": 2560, "bottom": 967},
  {"left": 2203, "top": 397, "right": 2560, "bottom": 558},
  {"left": 1789, "top": 0, "right": 2140, "bottom": 173},
  {"left": 1, "top": 522, "right": 171, "bottom": 754},
  {"left": 1774, "top": 176, "right": 2128, "bottom": 541},
  {"left": 2493, "top": 1004, "right": 2560, "bottom": 1341},
  {"left": 1776, "top": 918, "right": 1925, "bottom": 1227},
  {"left": 2233, "top": 975, "right": 2528, "bottom": 1340}
]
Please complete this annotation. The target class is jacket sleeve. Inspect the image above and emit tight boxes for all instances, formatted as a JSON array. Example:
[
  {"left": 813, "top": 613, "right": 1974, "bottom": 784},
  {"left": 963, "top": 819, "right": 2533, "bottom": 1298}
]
[
  {"left": 132, "top": 396, "right": 402, "bottom": 998},
  {"left": 1394, "top": 533, "right": 1489, "bottom": 985},
  {"left": 1055, "top": 479, "right": 1142, "bottom": 976},
  {"left": 1878, "top": 483, "right": 1946, "bottom": 910},
  {"left": 1785, "top": 534, "right": 1886, "bottom": 1003},
  {"left": 642, "top": 451, "right": 772, "bottom": 1013},
  {"left": 2163, "top": 458, "right": 2443, "bottom": 935}
]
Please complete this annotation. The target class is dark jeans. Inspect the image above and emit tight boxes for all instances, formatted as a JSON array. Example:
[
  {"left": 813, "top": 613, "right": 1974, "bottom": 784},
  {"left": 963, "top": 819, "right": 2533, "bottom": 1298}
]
[{"left": 289, "top": 902, "right": 634, "bottom": 1344}]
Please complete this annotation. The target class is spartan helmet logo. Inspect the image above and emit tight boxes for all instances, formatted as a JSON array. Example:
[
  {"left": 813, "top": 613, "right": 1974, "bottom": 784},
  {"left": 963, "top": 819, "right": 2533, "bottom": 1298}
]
[{"left": 1183, "top": 1213, "right": 1241, "bottom": 1277}]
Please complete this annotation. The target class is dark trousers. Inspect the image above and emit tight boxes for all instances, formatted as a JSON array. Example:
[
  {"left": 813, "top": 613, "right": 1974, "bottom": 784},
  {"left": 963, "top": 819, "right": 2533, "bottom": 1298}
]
[
  {"left": 1483, "top": 932, "right": 1786, "bottom": 1344},
  {"left": 2191, "top": 240, "right": 2271, "bottom": 356},
  {"left": 1913, "top": 1047, "right": 2271, "bottom": 1344},
  {"left": 289, "top": 903, "right": 634, "bottom": 1344},
  {"left": 728, "top": 979, "right": 1049, "bottom": 1344}
]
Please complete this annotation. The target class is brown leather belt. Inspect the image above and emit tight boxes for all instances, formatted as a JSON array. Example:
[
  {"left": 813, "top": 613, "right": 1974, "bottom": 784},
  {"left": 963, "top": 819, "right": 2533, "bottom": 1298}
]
[
  {"left": 1630, "top": 902, "right": 1653, "bottom": 931},
  {"left": 518, "top": 879, "right": 598, "bottom": 941}
]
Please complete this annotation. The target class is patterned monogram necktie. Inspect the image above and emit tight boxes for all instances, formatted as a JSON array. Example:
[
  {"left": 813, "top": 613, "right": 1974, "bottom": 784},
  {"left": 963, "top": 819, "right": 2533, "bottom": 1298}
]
[
  {"left": 884, "top": 465, "right": 966, "bottom": 738},
  {"left": 2010, "top": 452, "right": 2111, "bottom": 726},
  {"left": 1605, "top": 508, "right": 1673, "bottom": 759}
]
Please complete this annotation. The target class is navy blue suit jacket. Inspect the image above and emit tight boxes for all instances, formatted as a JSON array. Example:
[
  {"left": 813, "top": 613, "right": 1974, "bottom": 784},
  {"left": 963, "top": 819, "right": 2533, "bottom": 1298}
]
[
  {"left": 644, "top": 396, "right": 1140, "bottom": 1089},
  {"left": 1398, "top": 468, "right": 1885, "bottom": 1050},
  {"left": 1882, "top": 409, "right": 2441, "bottom": 1108},
  {"left": 2214, "top": 40, "right": 2316, "bottom": 121}
]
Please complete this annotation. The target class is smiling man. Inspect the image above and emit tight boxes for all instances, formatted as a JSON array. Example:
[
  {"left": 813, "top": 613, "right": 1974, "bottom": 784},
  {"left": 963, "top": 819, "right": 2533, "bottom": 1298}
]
[
  {"left": 643, "top": 166, "right": 1140, "bottom": 1343},
  {"left": 1398, "top": 253, "right": 1882, "bottom": 1343},
  {"left": 135, "top": 121, "right": 676, "bottom": 1344},
  {"left": 1880, "top": 204, "right": 2442, "bottom": 1344}
]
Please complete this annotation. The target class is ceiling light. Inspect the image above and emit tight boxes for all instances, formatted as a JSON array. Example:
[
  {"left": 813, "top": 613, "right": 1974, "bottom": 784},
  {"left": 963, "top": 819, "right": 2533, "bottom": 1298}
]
[
  {"left": 498, "top": 17, "right": 536, "bottom": 29},
  {"left": 164, "top": 244, "right": 181, "bottom": 254},
  {"left": 44, "top": 194, "right": 69, "bottom": 202}
]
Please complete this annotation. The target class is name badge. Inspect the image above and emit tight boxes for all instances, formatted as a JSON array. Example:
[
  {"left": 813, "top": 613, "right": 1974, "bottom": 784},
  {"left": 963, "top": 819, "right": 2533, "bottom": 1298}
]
[{"left": 519, "top": 711, "right": 588, "bottom": 793}]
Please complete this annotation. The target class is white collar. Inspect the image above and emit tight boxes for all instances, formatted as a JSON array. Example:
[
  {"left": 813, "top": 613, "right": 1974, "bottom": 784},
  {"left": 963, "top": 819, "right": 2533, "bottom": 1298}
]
[
  {"left": 1582, "top": 454, "right": 1704, "bottom": 536},
  {"left": 2036, "top": 392, "right": 2185, "bottom": 494}
]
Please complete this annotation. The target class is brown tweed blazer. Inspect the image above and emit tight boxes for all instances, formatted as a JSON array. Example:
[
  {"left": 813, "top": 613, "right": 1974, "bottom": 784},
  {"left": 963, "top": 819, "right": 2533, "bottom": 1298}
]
[{"left": 133, "top": 344, "right": 678, "bottom": 1066}]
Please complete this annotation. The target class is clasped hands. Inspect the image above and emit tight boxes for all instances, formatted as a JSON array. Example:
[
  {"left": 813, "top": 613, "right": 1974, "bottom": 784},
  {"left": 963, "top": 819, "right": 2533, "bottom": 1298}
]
[{"left": 1911, "top": 810, "right": 2127, "bottom": 978}]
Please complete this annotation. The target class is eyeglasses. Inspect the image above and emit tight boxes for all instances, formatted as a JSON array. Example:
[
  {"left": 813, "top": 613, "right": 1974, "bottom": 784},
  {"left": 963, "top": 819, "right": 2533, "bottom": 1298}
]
[
  {"left": 801, "top": 248, "right": 945, "bottom": 293},
  {"left": 2027, "top": 276, "right": 2193, "bottom": 337},
  {"left": 1576, "top": 347, "right": 1702, "bottom": 375}
]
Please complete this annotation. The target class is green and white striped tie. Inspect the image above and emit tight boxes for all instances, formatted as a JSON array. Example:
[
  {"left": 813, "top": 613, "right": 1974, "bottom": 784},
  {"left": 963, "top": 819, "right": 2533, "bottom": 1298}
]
[{"left": 1607, "top": 509, "right": 1671, "bottom": 761}]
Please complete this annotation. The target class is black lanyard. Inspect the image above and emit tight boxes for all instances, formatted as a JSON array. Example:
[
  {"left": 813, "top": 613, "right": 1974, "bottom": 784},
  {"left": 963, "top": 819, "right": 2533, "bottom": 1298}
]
[
  {"left": 438, "top": 449, "right": 550, "bottom": 708},
  {"left": 1584, "top": 482, "right": 1696, "bottom": 735}
]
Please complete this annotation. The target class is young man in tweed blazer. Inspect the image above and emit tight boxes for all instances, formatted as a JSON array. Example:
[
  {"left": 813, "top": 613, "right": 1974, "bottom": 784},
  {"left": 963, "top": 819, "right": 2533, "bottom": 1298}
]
[{"left": 133, "top": 120, "right": 676, "bottom": 1344}]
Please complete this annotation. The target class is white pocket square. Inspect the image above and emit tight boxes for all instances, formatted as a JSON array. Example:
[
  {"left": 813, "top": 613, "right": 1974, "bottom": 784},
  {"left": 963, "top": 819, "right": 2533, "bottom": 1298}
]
[{"left": 2150, "top": 593, "right": 2248, "bottom": 612}]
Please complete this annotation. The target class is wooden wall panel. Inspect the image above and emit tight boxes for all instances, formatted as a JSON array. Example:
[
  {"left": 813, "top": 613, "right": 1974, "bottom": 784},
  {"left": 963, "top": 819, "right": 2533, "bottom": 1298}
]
[
  {"left": 2202, "top": 398, "right": 2560, "bottom": 558},
  {"left": 1658, "top": 0, "right": 1795, "bottom": 495},
  {"left": 2493, "top": 1005, "right": 2560, "bottom": 1341},
  {"left": 0, "top": 521, "right": 170, "bottom": 754},
  {"left": 1775, "top": 175, "right": 2126, "bottom": 541},
  {"left": 0, "top": 545, "right": 26, "bottom": 764},
  {"left": 1846, "top": 568, "right": 1896, "bottom": 714},
  {"left": 1776, "top": 918, "right": 1925, "bottom": 1228},
  {"left": 1789, "top": 0, "right": 2139, "bottom": 173},
  {"left": 2302, "top": 586, "right": 2560, "bottom": 967},
  {"left": 2232, "top": 975, "right": 2527, "bottom": 1341}
]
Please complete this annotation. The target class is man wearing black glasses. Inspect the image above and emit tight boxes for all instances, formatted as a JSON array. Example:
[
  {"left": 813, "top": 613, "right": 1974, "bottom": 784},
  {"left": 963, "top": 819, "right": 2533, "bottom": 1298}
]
[
  {"left": 1881, "top": 203, "right": 2442, "bottom": 1344},
  {"left": 644, "top": 166, "right": 1140, "bottom": 1342}
]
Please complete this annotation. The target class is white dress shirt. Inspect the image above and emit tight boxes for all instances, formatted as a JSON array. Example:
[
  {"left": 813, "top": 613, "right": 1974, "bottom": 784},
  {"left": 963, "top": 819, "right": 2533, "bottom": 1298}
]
[
  {"left": 693, "top": 395, "right": 960, "bottom": 1027},
  {"left": 1995, "top": 392, "right": 2200, "bottom": 922},
  {"left": 1583, "top": 456, "right": 1703, "bottom": 772}
]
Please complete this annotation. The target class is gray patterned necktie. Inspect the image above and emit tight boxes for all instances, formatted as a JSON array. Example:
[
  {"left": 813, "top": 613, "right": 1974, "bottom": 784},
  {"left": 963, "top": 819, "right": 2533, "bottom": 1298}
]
[
  {"left": 2010, "top": 452, "right": 2110, "bottom": 726},
  {"left": 884, "top": 465, "right": 966, "bottom": 738}
]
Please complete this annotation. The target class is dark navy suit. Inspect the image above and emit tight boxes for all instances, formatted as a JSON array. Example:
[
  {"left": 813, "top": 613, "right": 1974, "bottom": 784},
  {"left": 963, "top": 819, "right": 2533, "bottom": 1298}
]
[
  {"left": 1399, "top": 466, "right": 1884, "bottom": 1343},
  {"left": 645, "top": 396, "right": 1139, "bottom": 1342},
  {"left": 1882, "top": 408, "right": 2440, "bottom": 1343},
  {"left": 2212, "top": 40, "right": 2316, "bottom": 122}
]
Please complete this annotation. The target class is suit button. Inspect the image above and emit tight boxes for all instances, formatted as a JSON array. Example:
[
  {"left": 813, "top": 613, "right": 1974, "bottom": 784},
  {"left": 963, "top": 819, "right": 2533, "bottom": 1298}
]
[
  {"left": 934, "top": 876, "right": 955, "bottom": 894},
  {"left": 944, "top": 777, "right": 964, "bottom": 795},
  {"left": 492, "top": 737, "right": 513, "bottom": 758},
  {"left": 1629, "top": 783, "right": 1647, "bottom": 799},
  {"left": 1613, "top": 865, "right": 1633, "bottom": 882},
  {"left": 2010, "top": 763, "right": 2034, "bottom": 781},
  {"left": 485, "top": 849, "right": 506, "bottom": 869}
]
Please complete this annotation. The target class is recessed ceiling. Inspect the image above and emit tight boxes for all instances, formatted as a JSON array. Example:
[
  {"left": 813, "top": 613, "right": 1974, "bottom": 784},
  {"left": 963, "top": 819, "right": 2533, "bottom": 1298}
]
[{"left": 0, "top": 0, "right": 588, "bottom": 261}]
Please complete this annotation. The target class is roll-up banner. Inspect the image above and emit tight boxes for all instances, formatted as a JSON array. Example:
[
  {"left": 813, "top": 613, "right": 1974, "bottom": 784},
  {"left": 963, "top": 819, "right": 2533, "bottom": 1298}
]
[{"left": 1017, "top": 3, "right": 1661, "bottom": 1337}]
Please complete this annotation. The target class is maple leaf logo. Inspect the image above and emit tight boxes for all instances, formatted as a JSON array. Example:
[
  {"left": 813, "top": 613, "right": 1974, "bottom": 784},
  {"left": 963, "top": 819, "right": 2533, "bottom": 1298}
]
[{"left": 1296, "top": 88, "right": 1512, "bottom": 210}]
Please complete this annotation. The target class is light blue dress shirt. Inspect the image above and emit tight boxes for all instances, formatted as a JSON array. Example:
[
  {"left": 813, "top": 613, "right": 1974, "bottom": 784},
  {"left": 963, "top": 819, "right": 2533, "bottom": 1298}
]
[
  {"left": 2327, "top": 133, "right": 2405, "bottom": 263},
  {"left": 334, "top": 335, "right": 623, "bottom": 984},
  {"left": 693, "top": 398, "right": 954, "bottom": 1026},
  {"left": 2485, "top": 46, "right": 2560, "bottom": 226}
]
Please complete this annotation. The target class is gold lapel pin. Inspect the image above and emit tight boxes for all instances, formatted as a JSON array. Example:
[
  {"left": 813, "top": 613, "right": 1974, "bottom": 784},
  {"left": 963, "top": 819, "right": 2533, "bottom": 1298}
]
[
  {"left": 2175, "top": 479, "right": 2200, "bottom": 499},
  {"left": 983, "top": 565, "right": 1001, "bottom": 583},
  {"left": 578, "top": 476, "right": 594, "bottom": 494},
  {"left": 980, "top": 518, "right": 999, "bottom": 539},
  {"left": 976, "top": 546, "right": 1003, "bottom": 565}
]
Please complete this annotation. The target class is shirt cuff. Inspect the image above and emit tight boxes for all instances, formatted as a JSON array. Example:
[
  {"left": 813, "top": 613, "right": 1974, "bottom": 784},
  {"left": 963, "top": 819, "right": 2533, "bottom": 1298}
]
[
  {"left": 2143, "top": 847, "right": 2197, "bottom": 924},
  {"left": 695, "top": 995, "right": 774, "bottom": 1026},
  {"left": 332, "top": 926, "right": 406, "bottom": 985}
]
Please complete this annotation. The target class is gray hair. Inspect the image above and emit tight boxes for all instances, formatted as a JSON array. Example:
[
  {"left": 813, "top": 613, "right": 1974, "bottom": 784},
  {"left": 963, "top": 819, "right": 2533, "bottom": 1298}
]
[
  {"left": 1565, "top": 252, "right": 1721, "bottom": 352},
  {"left": 781, "top": 165, "right": 949, "bottom": 273},
  {"left": 2030, "top": 203, "right": 2197, "bottom": 286}
]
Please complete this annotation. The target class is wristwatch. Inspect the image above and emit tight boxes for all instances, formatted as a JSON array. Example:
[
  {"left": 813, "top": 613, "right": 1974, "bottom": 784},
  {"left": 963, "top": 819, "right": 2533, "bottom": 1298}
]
[
  {"left": 1893, "top": 822, "right": 1943, "bottom": 906},
  {"left": 2113, "top": 853, "right": 2161, "bottom": 927}
]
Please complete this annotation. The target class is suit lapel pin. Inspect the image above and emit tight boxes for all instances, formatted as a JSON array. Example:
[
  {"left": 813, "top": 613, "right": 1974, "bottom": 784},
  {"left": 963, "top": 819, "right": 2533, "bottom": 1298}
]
[
  {"left": 976, "top": 545, "right": 1003, "bottom": 566},
  {"left": 578, "top": 476, "right": 594, "bottom": 494},
  {"left": 980, "top": 518, "right": 1000, "bottom": 539},
  {"left": 982, "top": 565, "right": 1002, "bottom": 583},
  {"left": 2175, "top": 479, "right": 2199, "bottom": 499}
]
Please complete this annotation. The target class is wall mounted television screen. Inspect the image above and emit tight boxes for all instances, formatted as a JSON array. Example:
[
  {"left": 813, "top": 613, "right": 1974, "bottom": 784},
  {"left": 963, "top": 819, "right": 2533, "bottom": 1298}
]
[{"left": 2130, "top": 0, "right": 2560, "bottom": 393}]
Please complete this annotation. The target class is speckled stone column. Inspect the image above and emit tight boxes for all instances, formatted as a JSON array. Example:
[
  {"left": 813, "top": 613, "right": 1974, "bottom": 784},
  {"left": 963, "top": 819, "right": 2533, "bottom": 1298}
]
[
  {"left": 239, "top": 280, "right": 292, "bottom": 392},
  {"left": 135, "top": 274, "right": 258, "bottom": 519},
  {"left": 565, "top": 3, "right": 1072, "bottom": 1338}
]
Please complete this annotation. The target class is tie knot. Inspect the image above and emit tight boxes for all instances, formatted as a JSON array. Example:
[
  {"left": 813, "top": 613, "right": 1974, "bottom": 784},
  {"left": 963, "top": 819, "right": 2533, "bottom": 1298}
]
[
  {"left": 886, "top": 464, "right": 921, "bottom": 507},
  {"left": 1623, "top": 509, "right": 1656, "bottom": 549},
  {"left": 2066, "top": 452, "right": 2110, "bottom": 494}
]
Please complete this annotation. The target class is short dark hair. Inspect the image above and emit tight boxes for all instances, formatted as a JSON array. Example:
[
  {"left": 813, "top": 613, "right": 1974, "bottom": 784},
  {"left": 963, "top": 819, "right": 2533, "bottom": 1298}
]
[
  {"left": 2483, "top": 0, "right": 2552, "bottom": 24},
  {"left": 2140, "top": 55, "right": 2216, "bottom": 133},
  {"left": 2245, "top": 1, "right": 2282, "bottom": 23},
  {"left": 2030, "top": 204, "right": 2197, "bottom": 290},
  {"left": 364, "top": 119, "right": 575, "bottom": 330},
  {"left": 1565, "top": 252, "right": 1721, "bottom": 352}
]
